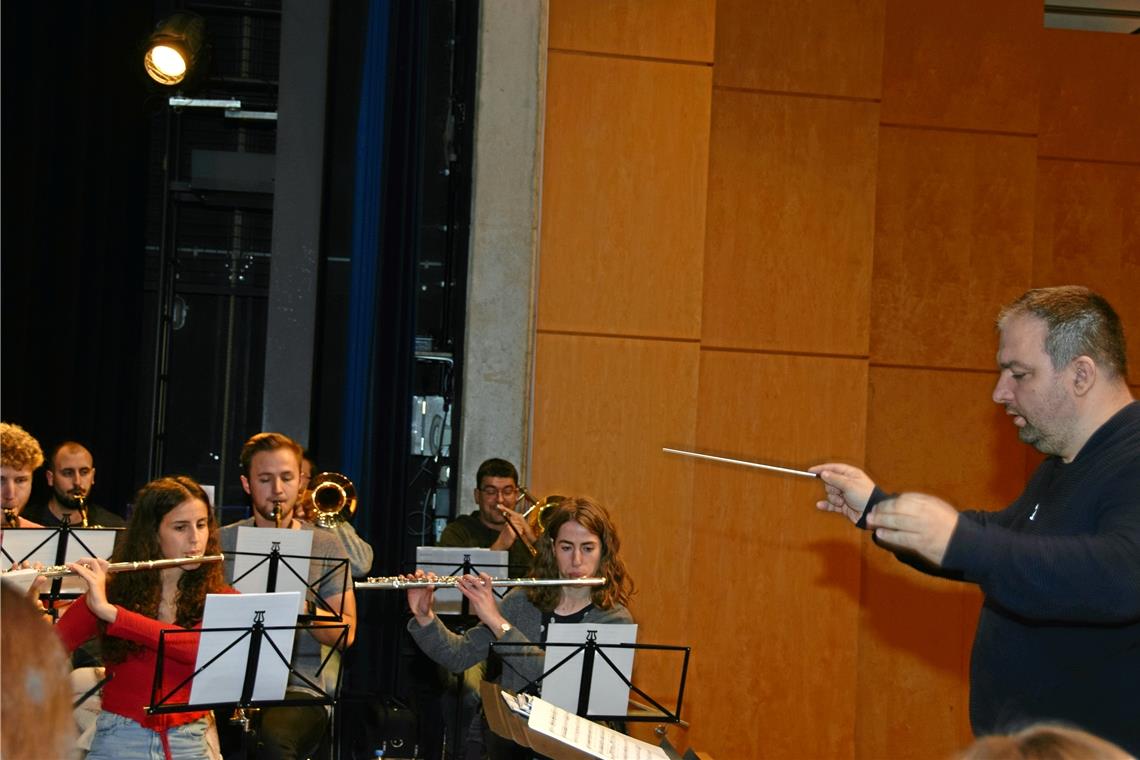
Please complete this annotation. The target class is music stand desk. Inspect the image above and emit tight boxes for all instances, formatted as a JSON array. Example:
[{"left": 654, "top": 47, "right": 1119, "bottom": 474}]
[
  {"left": 226, "top": 546, "right": 350, "bottom": 623},
  {"left": 481, "top": 681, "right": 597, "bottom": 760},
  {"left": 147, "top": 622, "right": 348, "bottom": 715}
]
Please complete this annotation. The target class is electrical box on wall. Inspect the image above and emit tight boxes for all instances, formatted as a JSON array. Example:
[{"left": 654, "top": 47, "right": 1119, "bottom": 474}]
[{"left": 410, "top": 396, "right": 451, "bottom": 456}]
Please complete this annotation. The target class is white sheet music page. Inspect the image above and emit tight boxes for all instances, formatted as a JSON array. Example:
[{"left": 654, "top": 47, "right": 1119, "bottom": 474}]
[
  {"left": 415, "top": 546, "right": 508, "bottom": 615},
  {"left": 541, "top": 623, "right": 638, "bottom": 715},
  {"left": 188, "top": 591, "right": 301, "bottom": 705},
  {"left": 1, "top": 527, "right": 118, "bottom": 566},
  {"left": 232, "top": 527, "right": 313, "bottom": 613},
  {"left": 0, "top": 528, "right": 118, "bottom": 594},
  {"left": 527, "top": 697, "right": 668, "bottom": 760}
]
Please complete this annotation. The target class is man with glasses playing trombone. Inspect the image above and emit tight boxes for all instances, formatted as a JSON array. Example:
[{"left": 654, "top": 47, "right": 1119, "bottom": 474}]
[
  {"left": 422, "top": 458, "right": 534, "bottom": 759},
  {"left": 439, "top": 458, "right": 535, "bottom": 577}
]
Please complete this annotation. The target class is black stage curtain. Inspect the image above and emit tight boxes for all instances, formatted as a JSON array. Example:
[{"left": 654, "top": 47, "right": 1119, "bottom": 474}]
[
  {"left": 1, "top": 3, "right": 153, "bottom": 516},
  {"left": 324, "top": 0, "right": 425, "bottom": 701}
]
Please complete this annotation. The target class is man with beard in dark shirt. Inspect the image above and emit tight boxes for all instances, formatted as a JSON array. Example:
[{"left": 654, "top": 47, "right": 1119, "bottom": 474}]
[
  {"left": 812, "top": 286, "right": 1139, "bottom": 754},
  {"left": 21, "top": 441, "right": 124, "bottom": 527}
]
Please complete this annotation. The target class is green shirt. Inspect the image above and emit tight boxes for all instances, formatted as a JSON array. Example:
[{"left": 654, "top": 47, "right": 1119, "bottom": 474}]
[{"left": 439, "top": 511, "right": 533, "bottom": 576}]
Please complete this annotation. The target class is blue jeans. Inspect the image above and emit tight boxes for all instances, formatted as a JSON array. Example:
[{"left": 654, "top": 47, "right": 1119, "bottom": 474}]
[{"left": 85, "top": 712, "right": 211, "bottom": 760}]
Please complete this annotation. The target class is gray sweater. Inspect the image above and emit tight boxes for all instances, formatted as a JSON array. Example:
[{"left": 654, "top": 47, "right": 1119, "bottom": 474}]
[{"left": 407, "top": 588, "right": 633, "bottom": 693}]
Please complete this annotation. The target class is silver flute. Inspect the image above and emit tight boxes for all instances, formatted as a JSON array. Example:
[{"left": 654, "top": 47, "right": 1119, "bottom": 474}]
[
  {"left": 2, "top": 554, "right": 224, "bottom": 582},
  {"left": 355, "top": 575, "right": 607, "bottom": 590}
]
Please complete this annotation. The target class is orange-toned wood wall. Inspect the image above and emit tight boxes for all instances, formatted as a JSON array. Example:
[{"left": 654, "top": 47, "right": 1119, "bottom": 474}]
[{"left": 527, "top": 1, "right": 1140, "bottom": 757}]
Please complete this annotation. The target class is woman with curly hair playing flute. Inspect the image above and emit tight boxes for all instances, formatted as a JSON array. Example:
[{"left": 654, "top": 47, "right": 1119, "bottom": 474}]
[
  {"left": 407, "top": 495, "right": 635, "bottom": 759},
  {"left": 57, "top": 475, "right": 233, "bottom": 760}
]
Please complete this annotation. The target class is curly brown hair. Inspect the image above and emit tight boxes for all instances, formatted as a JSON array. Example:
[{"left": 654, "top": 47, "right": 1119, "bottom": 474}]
[
  {"left": 101, "top": 476, "right": 226, "bottom": 664},
  {"left": 0, "top": 422, "right": 44, "bottom": 471},
  {"left": 526, "top": 496, "right": 634, "bottom": 612}
]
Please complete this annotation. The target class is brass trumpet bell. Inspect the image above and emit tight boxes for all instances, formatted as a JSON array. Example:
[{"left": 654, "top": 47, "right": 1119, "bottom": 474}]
[{"left": 305, "top": 472, "right": 357, "bottom": 528}]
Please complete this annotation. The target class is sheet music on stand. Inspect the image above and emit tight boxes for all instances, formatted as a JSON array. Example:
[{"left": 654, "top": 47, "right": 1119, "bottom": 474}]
[
  {"left": 231, "top": 527, "right": 313, "bottom": 613},
  {"left": 148, "top": 591, "right": 347, "bottom": 718},
  {"left": 498, "top": 632, "right": 691, "bottom": 726},
  {"left": 488, "top": 686, "right": 671, "bottom": 760},
  {"left": 524, "top": 695, "right": 669, "bottom": 760},
  {"left": 0, "top": 527, "right": 119, "bottom": 595},
  {"left": 188, "top": 592, "right": 301, "bottom": 704},
  {"left": 541, "top": 623, "right": 638, "bottom": 716},
  {"left": 415, "top": 546, "right": 508, "bottom": 615}
]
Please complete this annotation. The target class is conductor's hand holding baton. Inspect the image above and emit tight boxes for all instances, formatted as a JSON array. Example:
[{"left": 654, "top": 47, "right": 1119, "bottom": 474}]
[
  {"left": 811, "top": 463, "right": 959, "bottom": 567},
  {"left": 810, "top": 463, "right": 875, "bottom": 524}
]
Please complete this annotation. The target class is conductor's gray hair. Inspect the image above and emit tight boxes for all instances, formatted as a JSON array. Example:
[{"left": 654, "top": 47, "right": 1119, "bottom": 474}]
[{"left": 998, "top": 286, "right": 1128, "bottom": 380}]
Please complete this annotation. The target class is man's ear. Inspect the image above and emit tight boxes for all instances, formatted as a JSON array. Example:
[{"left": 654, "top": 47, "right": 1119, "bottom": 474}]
[
  {"left": 1071, "top": 356, "right": 1096, "bottom": 396},
  {"left": 90, "top": 467, "right": 96, "bottom": 486},
  {"left": 240, "top": 475, "right": 252, "bottom": 496},
  {"left": 45, "top": 469, "right": 55, "bottom": 487}
]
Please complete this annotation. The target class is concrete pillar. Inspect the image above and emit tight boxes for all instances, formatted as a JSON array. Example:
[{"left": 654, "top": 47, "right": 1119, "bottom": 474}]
[{"left": 458, "top": 0, "right": 547, "bottom": 498}]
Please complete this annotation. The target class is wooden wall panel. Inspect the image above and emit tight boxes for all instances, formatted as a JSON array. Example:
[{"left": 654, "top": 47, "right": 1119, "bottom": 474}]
[
  {"left": 702, "top": 89, "right": 879, "bottom": 355},
  {"left": 870, "top": 127, "right": 1037, "bottom": 369},
  {"left": 1033, "top": 160, "right": 1140, "bottom": 385},
  {"left": 880, "top": 0, "right": 1040, "bottom": 133},
  {"left": 855, "top": 547, "right": 982, "bottom": 758},
  {"left": 549, "top": 0, "right": 715, "bottom": 63},
  {"left": 1039, "top": 30, "right": 1140, "bottom": 164},
  {"left": 682, "top": 350, "right": 867, "bottom": 758},
  {"left": 714, "top": 0, "right": 885, "bottom": 99},
  {"left": 865, "top": 369, "right": 1029, "bottom": 506},
  {"left": 529, "top": 333, "right": 700, "bottom": 654},
  {"left": 858, "top": 367, "right": 1029, "bottom": 758},
  {"left": 533, "top": 3, "right": 1139, "bottom": 757},
  {"left": 537, "top": 53, "right": 711, "bottom": 338}
]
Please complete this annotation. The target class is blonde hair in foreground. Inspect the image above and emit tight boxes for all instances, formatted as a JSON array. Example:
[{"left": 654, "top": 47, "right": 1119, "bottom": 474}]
[
  {"left": 957, "top": 723, "right": 1133, "bottom": 760},
  {"left": 1, "top": 583, "right": 77, "bottom": 759}
]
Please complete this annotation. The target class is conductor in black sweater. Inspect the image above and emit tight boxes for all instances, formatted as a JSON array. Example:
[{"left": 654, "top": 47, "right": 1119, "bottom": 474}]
[{"left": 811, "top": 286, "right": 1139, "bottom": 754}]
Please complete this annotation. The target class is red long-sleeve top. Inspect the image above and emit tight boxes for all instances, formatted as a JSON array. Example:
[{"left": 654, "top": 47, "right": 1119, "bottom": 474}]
[{"left": 56, "top": 590, "right": 236, "bottom": 731}]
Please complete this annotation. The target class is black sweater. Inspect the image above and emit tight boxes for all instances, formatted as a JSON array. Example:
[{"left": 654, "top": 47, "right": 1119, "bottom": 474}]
[{"left": 938, "top": 401, "right": 1140, "bottom": 753}]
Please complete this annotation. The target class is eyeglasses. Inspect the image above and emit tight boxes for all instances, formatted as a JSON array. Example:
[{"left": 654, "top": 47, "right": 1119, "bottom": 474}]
[{"left": 479, "top": 485, "right": 518, "bottom": 498}]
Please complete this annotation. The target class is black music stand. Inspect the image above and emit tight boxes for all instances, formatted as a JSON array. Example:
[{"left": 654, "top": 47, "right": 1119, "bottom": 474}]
[
  {"left": 225, "top": 536, "right": 351, "bottom": 757},
  {"left": 1, "top": 525, "right": 122, "bottom": 618},
  {"left": 481, "top": 683, "right": 702, "bottom": 760},
  {"left": 416, "top": 550, "right": 510, "bottom": 759},
  {"left": 227, "top": 544, "right": 350, "bottom": 622},
  {"left": 494, "top": 631, "right": 691, "bottom": 724},
  {"left": 415, "top": 547, "right": 512, "bottom": 615},
  {"left": 148, "top": 610, "right": 349, "bottom": 759}
]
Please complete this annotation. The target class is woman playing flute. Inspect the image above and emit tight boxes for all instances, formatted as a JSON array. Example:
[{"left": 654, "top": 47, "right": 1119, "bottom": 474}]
[
  {"left": 406, "top": 496, "right": 635, "bottom": 759},
  {"left": 55, "top": 475, "right": 233, "bottom": 760}
]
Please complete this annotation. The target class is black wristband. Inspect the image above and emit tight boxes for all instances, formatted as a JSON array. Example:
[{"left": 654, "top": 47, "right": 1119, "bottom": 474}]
[{"left": 855, "top": 486, "right": 895, "bottom": 530}]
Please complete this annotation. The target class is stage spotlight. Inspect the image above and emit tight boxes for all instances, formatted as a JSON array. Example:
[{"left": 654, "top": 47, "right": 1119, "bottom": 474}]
[{"left": 144, "top": 12, "right": 205, "bottom": 86}]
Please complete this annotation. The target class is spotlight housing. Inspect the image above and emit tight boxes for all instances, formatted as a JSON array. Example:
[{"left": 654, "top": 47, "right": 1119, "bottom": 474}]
[{"left": 144, "top": 12, "right": 205, "bottom": 87}]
